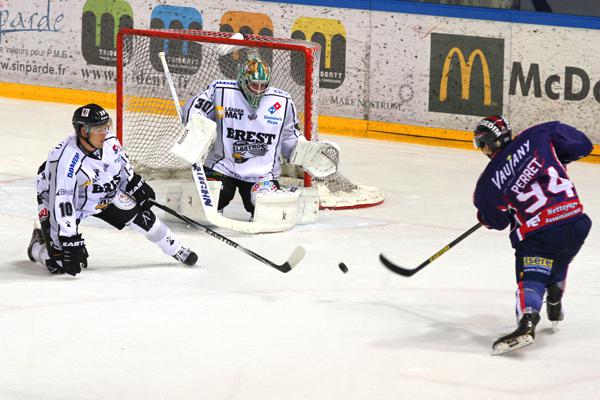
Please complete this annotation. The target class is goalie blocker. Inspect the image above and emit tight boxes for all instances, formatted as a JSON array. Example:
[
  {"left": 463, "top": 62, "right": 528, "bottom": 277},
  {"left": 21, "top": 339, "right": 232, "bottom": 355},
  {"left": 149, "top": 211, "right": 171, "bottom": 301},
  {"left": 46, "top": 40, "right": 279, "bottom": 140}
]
[{"left": 165, "top": 114, "right": 328, "bottom": 233}]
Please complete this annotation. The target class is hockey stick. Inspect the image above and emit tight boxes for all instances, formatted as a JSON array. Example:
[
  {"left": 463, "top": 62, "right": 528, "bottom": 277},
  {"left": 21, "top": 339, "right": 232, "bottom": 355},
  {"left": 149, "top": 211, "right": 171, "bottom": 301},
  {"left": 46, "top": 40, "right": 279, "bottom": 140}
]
[
  {"left": 149, "top": 199, "right": 305, "bottom": 273},
  {"left": 380, "top": 223, "right": 482, "bottom": 277},
  {"left": 158, "top": 52, "right": 184, "bottom": 123}
]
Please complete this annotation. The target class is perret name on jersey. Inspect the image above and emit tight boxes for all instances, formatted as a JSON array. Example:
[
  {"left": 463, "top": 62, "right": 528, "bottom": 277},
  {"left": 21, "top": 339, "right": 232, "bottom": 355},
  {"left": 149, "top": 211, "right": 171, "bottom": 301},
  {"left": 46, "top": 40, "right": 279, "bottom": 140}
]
[
  {"left": 510, "top": 158, "right": 542, "bottom": 195},
  {"left": 226, "top": 128, "right": 276, "bottom": 145},
  {"left": 491, "top": 140, "right": 531, "bottom": 190}
]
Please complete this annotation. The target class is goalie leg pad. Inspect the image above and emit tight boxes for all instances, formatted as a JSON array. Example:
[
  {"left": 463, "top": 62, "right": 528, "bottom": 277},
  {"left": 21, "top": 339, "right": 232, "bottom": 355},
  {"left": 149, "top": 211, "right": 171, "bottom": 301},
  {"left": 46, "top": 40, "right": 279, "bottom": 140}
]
[
  {"left": 178, "top": 180, "right": 222, "bottom": 222},
  {"left": 297, "top": 187, "right": 319, "bottom": 224},
  {"left": 253, "top": 189, "right": 301, "bottom": 230},
  {"left": 249, "top": 180, "right": 280, "bottom": 215}
]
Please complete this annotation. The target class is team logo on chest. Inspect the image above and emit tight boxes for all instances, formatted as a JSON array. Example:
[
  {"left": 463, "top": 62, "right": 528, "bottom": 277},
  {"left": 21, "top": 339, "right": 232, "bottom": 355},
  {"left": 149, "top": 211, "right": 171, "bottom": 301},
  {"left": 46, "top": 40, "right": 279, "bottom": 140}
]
[{"left": 226, "top": 127, "right": 276, "bottom": 163}]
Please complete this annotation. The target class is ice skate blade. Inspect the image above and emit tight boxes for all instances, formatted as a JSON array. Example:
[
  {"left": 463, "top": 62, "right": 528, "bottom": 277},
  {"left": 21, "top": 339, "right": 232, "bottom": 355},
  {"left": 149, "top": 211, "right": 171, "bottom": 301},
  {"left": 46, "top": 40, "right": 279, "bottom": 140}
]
[
  {"left": 552, "top": 321, "right": 559, "bottom": 332},
  {"left": 491, "top": 335, "right": 534, "bottom": 355}
]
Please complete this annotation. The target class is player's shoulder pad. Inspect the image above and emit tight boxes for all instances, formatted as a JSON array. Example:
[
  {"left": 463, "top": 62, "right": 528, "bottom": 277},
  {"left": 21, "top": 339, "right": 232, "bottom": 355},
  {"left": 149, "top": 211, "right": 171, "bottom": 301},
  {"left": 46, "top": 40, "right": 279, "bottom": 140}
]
[
  {"left": 53, "top": 137, "right": 84, "bottom": 177},
  {"left": 213, "top": 79, "right": 238, "bottom": 87},
  {"left": 47, "top": 134, "right": 76, "bottom": 161},
  {"left": 265, "top": 87, "right": 291, "bottom": 98},
  {"left": 520, "top": 121, "right": 559, "bottom": 136},
  {"left": 104, "top": 134, "right": 123, "bottom": 150}
]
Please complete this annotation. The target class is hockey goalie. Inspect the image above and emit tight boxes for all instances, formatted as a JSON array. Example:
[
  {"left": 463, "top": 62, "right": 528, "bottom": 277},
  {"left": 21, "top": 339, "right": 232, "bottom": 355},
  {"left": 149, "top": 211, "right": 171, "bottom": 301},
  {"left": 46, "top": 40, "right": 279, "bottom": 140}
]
[{"left": 166, "top": 55, "right": 340, "bottom": 234}]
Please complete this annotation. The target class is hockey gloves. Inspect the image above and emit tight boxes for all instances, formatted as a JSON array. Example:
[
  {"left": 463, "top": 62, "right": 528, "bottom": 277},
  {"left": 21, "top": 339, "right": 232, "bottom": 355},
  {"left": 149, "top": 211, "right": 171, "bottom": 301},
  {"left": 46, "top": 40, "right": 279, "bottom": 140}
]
[
  {"left": 126, "top": 173, "right": 156, "bottom": 211},
  {"left": 60, "top": 234, "right": 89, "bottom": 276}
]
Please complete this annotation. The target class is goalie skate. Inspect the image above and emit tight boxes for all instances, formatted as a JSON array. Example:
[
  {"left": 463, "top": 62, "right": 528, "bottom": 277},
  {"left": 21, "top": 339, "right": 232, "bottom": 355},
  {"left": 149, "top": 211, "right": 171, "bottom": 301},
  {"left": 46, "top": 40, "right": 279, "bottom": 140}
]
[{"left": 491, "top": 312, "right": 540, "bottom": 355}]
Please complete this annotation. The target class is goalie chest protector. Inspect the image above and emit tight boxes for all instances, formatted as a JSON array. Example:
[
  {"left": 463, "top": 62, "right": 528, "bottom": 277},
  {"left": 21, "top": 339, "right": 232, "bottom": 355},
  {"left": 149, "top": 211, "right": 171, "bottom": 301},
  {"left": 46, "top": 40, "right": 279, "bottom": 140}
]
[{"left": 201, "top": 81, "right": 299, "bottom": 183}]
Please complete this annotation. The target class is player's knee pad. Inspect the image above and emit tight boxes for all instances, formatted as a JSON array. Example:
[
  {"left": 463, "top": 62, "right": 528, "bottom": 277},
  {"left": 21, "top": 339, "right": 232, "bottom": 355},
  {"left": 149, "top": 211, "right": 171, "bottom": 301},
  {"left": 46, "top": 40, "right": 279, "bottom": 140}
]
[{"left": 130, "top": 209, "right": 157, "bottom": 233}]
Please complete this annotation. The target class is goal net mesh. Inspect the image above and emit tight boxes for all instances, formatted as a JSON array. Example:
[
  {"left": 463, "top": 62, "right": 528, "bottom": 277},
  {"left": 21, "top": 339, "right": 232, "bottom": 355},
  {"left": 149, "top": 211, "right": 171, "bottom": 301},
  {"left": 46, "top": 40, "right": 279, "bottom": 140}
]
[{"left": 117, "top": 29, "right": 383, "bottom": 209}]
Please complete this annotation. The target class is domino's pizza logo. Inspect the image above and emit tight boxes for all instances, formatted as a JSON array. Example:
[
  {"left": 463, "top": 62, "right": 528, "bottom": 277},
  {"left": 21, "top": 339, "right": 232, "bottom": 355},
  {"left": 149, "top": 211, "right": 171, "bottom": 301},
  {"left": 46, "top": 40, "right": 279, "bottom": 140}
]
[{"left": 268, "top": 102, "right": 281, "bottom": 114}]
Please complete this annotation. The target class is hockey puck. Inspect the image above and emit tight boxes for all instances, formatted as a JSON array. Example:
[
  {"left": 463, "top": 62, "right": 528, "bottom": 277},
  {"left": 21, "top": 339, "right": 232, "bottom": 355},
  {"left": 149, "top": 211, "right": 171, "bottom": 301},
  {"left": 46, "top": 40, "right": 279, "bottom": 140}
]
[{"left": 338, "top": 262, "right": 349, "bottom": 273}]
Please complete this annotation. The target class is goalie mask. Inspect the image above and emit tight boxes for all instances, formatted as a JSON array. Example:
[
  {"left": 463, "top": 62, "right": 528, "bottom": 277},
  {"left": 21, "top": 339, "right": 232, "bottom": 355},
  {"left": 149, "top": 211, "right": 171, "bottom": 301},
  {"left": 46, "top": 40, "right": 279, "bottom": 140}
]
[
  {"left": 473, "top": 115, "right": 512, "bottom": 155},
  {"left": 237, "top": 58, "right": 270, "bottom": 109}
]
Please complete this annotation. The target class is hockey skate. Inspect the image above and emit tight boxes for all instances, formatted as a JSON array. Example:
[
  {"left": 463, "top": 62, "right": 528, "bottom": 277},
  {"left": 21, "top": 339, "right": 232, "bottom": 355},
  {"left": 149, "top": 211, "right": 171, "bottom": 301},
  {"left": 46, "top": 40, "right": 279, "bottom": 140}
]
[
  {"left": 492, "top": 312, "right": 540, "bottom": 355},
  {"left": 27, "top": 228, "right": 45, "bottom": 262},
  {"left": 546, "top": 284, "right": 564, "bottom": 330},
  {"left": 173, "top": 247, "right": 198, "bottom": 266}
]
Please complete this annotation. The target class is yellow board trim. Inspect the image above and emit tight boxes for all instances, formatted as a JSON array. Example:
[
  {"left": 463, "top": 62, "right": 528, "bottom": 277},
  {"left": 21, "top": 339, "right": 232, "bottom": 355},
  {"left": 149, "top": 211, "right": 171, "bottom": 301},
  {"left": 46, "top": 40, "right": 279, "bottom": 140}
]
[
  {"left": 0, "top": 81, "right": 116, "bottom": 109},
  {"left": 2, "top": 81, "right": 599, "bottom": 163},
  {"left": 320, "top": 115, "right": 600, "bottom": 163}
]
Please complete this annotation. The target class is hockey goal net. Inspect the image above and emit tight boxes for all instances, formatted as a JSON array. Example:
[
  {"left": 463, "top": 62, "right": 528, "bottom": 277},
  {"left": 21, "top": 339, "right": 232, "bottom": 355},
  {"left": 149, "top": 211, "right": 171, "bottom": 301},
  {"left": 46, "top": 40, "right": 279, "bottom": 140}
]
[{"left": 116, "top": 28, "right": 383, "bottom": 210}]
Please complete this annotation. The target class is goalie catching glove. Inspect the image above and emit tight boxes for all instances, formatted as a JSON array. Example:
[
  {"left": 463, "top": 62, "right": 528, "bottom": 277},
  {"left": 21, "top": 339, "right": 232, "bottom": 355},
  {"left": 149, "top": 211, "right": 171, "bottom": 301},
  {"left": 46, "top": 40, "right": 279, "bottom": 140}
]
[{"left": 289, "top": 136, "right": 340, "bottom": 178}]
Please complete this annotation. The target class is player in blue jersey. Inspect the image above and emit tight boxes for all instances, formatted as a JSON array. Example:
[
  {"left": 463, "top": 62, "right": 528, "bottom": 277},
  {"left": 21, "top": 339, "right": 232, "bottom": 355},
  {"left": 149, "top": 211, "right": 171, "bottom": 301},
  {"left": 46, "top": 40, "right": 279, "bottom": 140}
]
[{"left": 472, "top": 115, "right": 593, "bottom": 354}]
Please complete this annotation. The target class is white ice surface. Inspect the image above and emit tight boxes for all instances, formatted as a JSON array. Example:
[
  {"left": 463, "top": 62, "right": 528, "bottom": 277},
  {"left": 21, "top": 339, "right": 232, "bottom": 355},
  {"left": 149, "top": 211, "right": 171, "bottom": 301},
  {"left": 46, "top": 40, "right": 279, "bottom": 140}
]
[{"left": 1, "top": 98, "right": 599, "bottom": 400}]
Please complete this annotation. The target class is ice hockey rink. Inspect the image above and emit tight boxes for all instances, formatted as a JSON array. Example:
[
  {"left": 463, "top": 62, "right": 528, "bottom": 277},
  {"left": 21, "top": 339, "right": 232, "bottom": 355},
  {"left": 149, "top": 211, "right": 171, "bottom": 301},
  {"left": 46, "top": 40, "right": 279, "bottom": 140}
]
[{"left": 1, "top": 97, "right": 599, "bottom": 400}]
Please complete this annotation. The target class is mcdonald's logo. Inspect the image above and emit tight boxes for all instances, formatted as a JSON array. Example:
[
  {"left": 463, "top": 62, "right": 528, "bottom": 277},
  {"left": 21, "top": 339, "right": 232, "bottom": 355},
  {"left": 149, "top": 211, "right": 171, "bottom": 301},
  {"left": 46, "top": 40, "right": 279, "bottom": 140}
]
[
  {"left": 291, "top": 17, "right": 346, "bottom": 89},
  {"left": 429, "top": 33, "right": 504, "bottom": 116},
  {"left": 81, "top": 0, "right": 133, "bottom": 66},
  {"left": 218, "top": 11, "right": 274, "bottom": 79},
  {"left": 149, "top": 5, "right": 203, "bottom": 75}
]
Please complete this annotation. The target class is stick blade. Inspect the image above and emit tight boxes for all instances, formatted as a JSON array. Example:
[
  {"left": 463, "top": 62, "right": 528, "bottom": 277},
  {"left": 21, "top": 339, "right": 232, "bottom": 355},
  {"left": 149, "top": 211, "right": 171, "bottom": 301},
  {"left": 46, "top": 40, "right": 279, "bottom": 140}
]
[
  {"left": 287, "top": 246, "right": 306, "bottom": 269},
  {"left": 379, "top": 253, "right": 419, "bottom": 277},
  {"left": 273, "top": 247, "right": 305, "bottom": 273}
]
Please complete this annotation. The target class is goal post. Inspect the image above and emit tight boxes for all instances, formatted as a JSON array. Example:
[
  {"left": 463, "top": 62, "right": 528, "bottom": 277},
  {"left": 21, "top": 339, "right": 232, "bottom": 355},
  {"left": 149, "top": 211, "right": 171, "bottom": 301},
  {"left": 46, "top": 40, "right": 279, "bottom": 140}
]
[{"left": 116, "top": 28, "right": 383, "bottom": 210}]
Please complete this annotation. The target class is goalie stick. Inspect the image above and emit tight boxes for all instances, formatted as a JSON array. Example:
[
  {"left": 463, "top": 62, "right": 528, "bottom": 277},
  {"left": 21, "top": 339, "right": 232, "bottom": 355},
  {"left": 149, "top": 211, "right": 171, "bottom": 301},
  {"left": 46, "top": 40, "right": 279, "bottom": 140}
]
[
  {"left": 380, "top": 223, "right": 482, "bottom": 277},
  {"left": 149, "top": 199, "right": 306, "bottom": 273}
]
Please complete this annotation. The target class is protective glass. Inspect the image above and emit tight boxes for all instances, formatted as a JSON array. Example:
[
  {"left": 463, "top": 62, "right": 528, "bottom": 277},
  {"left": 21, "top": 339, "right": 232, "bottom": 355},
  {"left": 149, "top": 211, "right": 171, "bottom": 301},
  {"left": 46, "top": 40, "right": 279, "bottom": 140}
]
[
  {"left": 87, "top": 118, "right": 112, "bottom": 135},
  {"left": 473, "top": 131, "right": 488, "bottom": 149}
]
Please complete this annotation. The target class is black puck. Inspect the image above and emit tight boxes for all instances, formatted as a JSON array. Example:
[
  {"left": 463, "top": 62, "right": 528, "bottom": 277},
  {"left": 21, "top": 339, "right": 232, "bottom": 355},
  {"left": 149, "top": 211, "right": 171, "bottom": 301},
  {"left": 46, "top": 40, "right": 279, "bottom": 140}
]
[{"left": 338, "top": 262, "right": 348, "bottom": 273}]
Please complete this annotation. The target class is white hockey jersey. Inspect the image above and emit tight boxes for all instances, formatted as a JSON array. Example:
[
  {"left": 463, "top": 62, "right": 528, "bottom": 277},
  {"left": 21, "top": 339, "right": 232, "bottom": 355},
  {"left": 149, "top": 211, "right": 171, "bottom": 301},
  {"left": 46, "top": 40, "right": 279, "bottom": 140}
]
[
  {"left": 37, "top": 133, "right": 133, "bottom": 246},
  {"left": 181, "top": 80, "right": 300, "bottom": 183}
]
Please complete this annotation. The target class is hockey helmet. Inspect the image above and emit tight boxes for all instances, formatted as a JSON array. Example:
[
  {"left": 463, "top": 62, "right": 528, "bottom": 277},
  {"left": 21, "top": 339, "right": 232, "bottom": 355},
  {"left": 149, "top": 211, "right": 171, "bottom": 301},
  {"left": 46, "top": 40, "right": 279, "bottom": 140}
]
[
  {"left": 473, "top": 115, "right": 512, "bottom": 153},
  {"left": 72, "top": 104, "right": 111, "bottom": 135},
  {"left": 237, "top": 57, "right": 270, "bottom": 109}
]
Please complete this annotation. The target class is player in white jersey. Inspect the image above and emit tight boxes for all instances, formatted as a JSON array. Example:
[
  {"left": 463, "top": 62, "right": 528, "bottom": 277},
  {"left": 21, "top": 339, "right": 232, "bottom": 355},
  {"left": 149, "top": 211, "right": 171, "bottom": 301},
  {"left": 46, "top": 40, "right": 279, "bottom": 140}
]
[
  {"left": 181, "top": 57, "right": 302, "bottom": 218},
  {"left": 27, "top": 104, "right": 198, "bottom": 276}
]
